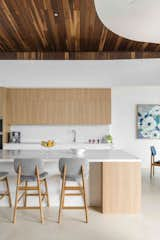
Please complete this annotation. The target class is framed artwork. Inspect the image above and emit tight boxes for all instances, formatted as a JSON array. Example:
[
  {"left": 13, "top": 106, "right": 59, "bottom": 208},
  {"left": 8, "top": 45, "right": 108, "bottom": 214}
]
[{"left": 137, "top": 104, "right": 160, "bottom": 139}]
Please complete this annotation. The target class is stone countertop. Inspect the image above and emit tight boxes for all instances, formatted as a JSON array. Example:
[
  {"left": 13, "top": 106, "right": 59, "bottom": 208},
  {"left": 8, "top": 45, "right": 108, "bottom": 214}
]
[
  {"left": 3, "top": 142, "right": 113, "bottom": 150},
  {"left": 0, "top": 149, "right": 141, "bottom": 163}
]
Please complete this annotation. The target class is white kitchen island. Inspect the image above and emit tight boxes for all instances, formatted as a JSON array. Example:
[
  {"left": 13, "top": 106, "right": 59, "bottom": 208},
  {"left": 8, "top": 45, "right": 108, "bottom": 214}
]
[{"left": 0, "top": 149, "right": 141, "bottom": 214}]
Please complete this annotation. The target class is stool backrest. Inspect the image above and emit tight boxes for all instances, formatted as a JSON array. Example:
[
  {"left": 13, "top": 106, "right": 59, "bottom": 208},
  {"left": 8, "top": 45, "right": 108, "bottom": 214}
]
[
  {"left": 14, "top": 158, "right": 44, "bottom": 176},
  {"left": 151, "top": 146, "right": 156, "bottom": 156},
  {"left": 59, "top": 157, "right": 89, "bottom": 179}
]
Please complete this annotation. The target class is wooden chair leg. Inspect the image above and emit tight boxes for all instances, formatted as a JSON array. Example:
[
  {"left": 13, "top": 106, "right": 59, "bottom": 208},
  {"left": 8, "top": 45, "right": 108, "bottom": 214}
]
[
  {"left": 58, "top": 165, "right": 66, "bottom": 224},
  {"left": 24, "top": 181, "right": 27, "bottom": 207},
  {"left": 82, "top": 165, "right": 88, "bottom": 223},
  {"left": 150, "top": 165, "right": 152, "bottom": 178},
  {"left": 36, "top": 167, "right": 44, "bottom": 224},
  {"left": 44, "top": 178, "right": 50, "bottom": 207},
  {"left": 150, "top": 155, "right": 153, "bottom": 178},
  {"left": 153, "top": 166, "right": 155, "bottom": 176},
  {"left": 5, "top": 177, "right": 12, "bottom": 207}
]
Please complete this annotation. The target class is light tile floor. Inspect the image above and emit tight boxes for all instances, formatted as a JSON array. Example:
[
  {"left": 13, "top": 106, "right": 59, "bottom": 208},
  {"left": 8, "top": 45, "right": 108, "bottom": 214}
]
[{"left": 1, "top": 171, "right": 160, "bottom": 240}]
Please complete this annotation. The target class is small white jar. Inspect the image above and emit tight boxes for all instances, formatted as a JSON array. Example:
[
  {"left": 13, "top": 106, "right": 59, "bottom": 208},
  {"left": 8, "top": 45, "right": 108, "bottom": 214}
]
[{"left": 70, "top": 148, "right": 86, "bottom": 157}]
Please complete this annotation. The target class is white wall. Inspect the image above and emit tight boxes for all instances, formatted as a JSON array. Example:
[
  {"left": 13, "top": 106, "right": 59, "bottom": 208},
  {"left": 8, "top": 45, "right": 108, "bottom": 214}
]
[
  {"left": 10, "top": 125, "right": 110, "bottom": 143},
  {"left": 112, "top": 86, "right": 160, "bottom": 168},
  {"left": 1, "top": 59, "right": 160, "bottom": 87}
]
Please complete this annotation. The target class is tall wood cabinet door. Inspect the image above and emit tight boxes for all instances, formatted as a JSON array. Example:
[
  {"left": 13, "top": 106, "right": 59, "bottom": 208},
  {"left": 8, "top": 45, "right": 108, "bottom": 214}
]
[
  {"left": 0, "top": 88, "right": 5, "bottom": 116},
  {"left": 0, "top": 88, "right": 8, "bottom": 143}
]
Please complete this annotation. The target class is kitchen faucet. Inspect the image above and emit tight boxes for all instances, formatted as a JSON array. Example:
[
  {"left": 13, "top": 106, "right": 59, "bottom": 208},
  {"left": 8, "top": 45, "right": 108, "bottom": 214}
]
[{"left": 72, "top": 129, "right": 76, "bottom": 143}]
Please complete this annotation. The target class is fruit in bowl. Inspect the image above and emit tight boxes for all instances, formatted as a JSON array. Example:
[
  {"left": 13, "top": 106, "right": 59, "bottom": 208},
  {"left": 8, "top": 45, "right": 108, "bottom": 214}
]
[{"left": 41, "top": 140, "right": 55, "bottom": 147}]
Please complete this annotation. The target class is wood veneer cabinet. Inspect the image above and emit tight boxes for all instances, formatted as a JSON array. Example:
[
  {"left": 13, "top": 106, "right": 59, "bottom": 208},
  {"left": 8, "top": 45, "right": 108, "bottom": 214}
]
[
  {"left": 102, "top": 162, "right": 141, "bottom": 213},
  {"left": 0, "top": 88, "right": 8, "bottom": 142},
  {"left": 0, "top": 88, "right": 6, "bottom": 116},
  {"left": 7, "top": 88, "right": 111, "bottom": 125}
]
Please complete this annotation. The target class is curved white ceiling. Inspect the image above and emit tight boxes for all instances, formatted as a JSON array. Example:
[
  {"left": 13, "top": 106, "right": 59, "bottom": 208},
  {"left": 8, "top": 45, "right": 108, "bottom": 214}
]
[{"left": 94, "top": 0, "right": 160, "bottom": 43}]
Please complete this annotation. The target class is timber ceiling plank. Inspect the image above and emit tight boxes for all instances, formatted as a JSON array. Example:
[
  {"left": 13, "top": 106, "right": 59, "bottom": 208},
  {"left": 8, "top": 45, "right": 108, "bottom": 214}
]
[{"left": 0, "top": 0, "right": 159, "bottom": 59}]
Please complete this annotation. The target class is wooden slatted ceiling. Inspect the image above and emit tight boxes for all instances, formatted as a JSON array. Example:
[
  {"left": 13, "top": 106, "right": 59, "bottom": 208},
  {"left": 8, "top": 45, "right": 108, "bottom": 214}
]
[
  {"left": 0, "top": 0, "right": 159, "bottom": 53},
  {"left": 1, "top": 51, "right": 160, "bottom": 60}
]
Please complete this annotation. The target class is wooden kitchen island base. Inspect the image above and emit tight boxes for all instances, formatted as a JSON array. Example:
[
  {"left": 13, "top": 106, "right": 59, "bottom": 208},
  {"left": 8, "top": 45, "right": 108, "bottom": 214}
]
[
  {"left": 102, "top": 162, "right": 141, "bottom": 214},
  {"left": 0, "top": 149, "right": 141, "bottom": 211}
]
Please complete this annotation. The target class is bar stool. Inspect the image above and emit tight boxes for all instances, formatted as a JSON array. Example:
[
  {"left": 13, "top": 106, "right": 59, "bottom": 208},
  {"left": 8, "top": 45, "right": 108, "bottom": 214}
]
[
  {"left": 13, "top": 158, "right": 50, "bottom": 224},
  {"left": 58, "top": 157, "right": 89, "bottom": 223},
  {"left": 0, "top": 172, "right": 12, "bottom": 207}
]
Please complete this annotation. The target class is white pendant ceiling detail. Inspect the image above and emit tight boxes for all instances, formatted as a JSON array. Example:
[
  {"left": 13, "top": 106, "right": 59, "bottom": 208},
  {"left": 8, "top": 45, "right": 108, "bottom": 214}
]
[{"left": 94, "top": 0, "right": 160, "bottom": 43}]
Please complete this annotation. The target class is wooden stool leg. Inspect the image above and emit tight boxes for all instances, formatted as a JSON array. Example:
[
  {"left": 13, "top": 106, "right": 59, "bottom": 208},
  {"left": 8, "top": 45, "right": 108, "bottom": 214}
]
[
  {"left": 36, "top": 167, "right": 44, "bottom": 224},
  {"left": 13, "top": 187, "right": 18, "bottom": 224},
  {"left": 13, "top": 165, "right": 21, "bottom": 224},
  {"left": 62, "top": 180, "right": 66, "bottom": 209},
  {"left": 44, "top": 178, "right": 50, "bottom": 207},
  {"left": 24, "top": 181, "right": 27, "bottom": 207},
  {"left": 58, "top": 165, "right": 66, "bottom": 224},
  {"left": 82, "top": 166, "right": 88, "bottom": 223},
  {"left": 5, "top": 177, "right": 12, "bottom": 207}
]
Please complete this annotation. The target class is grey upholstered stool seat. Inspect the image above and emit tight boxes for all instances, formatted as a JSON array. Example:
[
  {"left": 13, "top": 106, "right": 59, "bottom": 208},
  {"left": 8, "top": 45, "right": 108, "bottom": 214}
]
[
  {"left": 13, "top": 158, "right": 50, "bottom": 224},
  {"left": 14, "top": 158, "right": 49, "bottom": 182},
  {"left": 58, "top": 157, "right": 89, "bottom": 223},
  {"left": 0, "top": 172, "right": 9, "bottom": 179},
  {"left": 20, "top": 171, "right": 48, "bottom": 182},
  {"left": 14, "top": 158, "right": 48, "bottom": 177},
  {"left": 59, "top": 157, "right": 89, "bottom": 181}
]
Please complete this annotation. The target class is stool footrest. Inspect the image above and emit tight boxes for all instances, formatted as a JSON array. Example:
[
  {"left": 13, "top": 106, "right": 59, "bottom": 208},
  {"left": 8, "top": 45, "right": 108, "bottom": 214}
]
[
  {"left": 18, "top": 186, "right": 39, "bottom": 191},
  {"left": 64, "top": 186, "right": 82, "bottom": 190},
  {"left": 63, "top": 206, "right": 85, "bottom": 210},
  {"left": 64, "top": 193, "right": 82, "bottom": 196},
  {"left": 17, "top": 207, "right": 42, "bottom": 210},
  {"left": 25, "top": 193, "right": 48, "bottom": 196}
]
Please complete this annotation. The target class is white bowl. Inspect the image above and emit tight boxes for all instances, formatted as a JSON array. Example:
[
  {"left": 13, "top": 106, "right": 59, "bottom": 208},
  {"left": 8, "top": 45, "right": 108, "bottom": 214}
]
[{"left": 71, "top": 148, "right": 86, "bottom": 157}]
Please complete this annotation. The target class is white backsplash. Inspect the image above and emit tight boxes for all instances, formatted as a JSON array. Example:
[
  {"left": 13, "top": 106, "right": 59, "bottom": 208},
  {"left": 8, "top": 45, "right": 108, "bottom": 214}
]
[{"left": 10, "top": 125, "right": 111, "bottom": 144}]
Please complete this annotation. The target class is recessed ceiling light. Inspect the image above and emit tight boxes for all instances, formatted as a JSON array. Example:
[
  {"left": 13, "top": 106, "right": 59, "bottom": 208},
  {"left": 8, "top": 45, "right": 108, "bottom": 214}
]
[{"left": 54, "top": 12, "right": 59, "bottom": 17}]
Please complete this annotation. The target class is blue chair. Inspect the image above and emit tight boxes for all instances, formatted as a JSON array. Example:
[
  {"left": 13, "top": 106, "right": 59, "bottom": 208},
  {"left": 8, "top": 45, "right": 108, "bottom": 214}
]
[{"left": 150, "top": 146, "right": 160, "bottom": 177}]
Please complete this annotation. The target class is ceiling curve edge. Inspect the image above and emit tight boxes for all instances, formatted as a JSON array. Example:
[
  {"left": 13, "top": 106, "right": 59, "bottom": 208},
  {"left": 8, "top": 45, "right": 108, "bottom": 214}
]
[{"left": 94, "top": 0, "right": 160, "bottom": 44}]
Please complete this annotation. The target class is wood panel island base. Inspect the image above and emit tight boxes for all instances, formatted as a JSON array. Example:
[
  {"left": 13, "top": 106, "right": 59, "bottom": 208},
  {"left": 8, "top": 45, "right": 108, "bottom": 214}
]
[
  {"left": 102, "top": 162, "right": 141, "bottom": 214},
  {"left": 0, "top": 149, "right": 141, "bottom": 214}
]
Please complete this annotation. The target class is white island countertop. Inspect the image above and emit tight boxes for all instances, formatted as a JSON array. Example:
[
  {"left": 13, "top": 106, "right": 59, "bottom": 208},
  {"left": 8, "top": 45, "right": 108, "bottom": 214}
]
[
  {"left": 3, "top": 142, "right": 113, "bottom": 150},
  {"left": 0, "top": 149, "right": 141, "bottom": 163}
]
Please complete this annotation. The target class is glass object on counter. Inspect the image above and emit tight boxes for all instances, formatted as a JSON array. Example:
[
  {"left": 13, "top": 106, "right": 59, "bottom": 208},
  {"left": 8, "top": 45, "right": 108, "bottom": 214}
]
[
  {"left": 88, "top": 139, "right": 100, "bottom": 144},
  {"left": 101, "top": 134, "right": 113, "bottom": 143}
]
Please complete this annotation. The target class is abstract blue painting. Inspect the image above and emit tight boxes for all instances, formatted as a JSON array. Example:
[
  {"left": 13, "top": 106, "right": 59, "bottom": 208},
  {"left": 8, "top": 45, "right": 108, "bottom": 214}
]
[{"left": 137, "top": 104, "right": 160, "bottom": 139}]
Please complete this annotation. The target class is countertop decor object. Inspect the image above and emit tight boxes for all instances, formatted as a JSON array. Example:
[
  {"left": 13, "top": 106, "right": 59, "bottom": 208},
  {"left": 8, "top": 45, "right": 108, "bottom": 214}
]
[
  {"left": 102, "top": 134, "right": 113, "bottom": 143},
  {"left": 41, "top": 140, "right": 55, "bottom": 147}
]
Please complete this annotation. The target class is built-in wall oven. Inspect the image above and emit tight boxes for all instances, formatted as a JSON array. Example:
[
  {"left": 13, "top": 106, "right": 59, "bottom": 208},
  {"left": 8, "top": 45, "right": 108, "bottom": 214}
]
[{"left": 0, "top": 118, "right": 3, "bottom": 149}]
